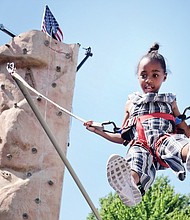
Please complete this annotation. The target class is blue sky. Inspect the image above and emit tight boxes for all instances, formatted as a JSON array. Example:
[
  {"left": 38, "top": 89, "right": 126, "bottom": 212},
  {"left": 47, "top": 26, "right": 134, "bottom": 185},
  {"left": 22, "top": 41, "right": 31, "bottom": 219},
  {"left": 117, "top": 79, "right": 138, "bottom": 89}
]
[{"left": 1, "top": 1, "right": 190, "bottom": 219}]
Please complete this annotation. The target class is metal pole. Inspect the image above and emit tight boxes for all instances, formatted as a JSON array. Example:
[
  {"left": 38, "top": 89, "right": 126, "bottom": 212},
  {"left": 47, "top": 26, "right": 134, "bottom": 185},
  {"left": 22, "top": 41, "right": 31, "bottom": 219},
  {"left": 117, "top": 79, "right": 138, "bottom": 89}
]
[
  {"left": 77, "top": 47, "right": 93, "bottom": 72},
  {"left": 0, "top": 24, "right": 16, "bottom": 38},
  {"left": 13, "top": 76, "right": 102, "bottom": 220}
]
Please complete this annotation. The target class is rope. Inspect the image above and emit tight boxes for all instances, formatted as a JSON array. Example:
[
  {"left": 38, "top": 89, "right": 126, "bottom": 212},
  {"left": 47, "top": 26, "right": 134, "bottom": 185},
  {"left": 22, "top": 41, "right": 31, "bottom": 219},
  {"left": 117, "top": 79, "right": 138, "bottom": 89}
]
[
  {"left": 7, "top": 63, "right": 103, "bottom": 130},
  {"left": 10, "top": 70, "right": 86, "bottom": 123}
]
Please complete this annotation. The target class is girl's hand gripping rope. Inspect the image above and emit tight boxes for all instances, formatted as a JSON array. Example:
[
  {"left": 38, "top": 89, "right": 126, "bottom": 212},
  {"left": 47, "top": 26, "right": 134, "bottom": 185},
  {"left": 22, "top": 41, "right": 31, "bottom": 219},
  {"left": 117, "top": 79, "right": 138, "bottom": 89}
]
[{"left": 84, "top": 120, "right": 104, "bottom": 132}]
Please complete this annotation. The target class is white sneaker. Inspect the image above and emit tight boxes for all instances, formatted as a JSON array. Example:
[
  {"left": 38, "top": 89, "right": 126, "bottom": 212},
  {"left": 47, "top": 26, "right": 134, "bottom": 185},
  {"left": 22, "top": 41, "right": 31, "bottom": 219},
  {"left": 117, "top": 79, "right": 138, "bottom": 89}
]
[
  {"left": 107, "top": 154, "right": 142, "bottom": 207},
  {"left": 186, "top": 147, "right": 190, "bottom": 172}
]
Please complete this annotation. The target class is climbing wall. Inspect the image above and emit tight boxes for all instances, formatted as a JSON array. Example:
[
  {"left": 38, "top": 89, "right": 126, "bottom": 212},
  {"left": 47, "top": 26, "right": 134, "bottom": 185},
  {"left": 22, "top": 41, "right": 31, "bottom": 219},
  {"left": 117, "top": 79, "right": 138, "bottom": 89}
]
[{"left": 0, "top": 30, "right": 79, "bottom": 220}]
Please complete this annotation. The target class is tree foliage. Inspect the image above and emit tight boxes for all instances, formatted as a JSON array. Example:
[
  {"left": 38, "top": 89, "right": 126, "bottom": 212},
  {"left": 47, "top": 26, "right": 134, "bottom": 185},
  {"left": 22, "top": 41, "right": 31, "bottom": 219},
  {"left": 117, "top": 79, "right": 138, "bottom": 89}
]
[{"left": 87, "top": 176, "right": 190, "bottom": 220}]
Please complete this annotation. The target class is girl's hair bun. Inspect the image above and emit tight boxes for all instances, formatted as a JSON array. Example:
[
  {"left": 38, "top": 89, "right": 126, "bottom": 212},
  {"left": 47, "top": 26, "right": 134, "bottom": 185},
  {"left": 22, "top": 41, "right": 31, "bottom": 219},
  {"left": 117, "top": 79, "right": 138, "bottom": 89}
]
[
  {"left": 148, "top": 43, "right": 159, "bottom": 53},
  {"left": 137, "top": 42, "right": 167, "bottom": 73}
]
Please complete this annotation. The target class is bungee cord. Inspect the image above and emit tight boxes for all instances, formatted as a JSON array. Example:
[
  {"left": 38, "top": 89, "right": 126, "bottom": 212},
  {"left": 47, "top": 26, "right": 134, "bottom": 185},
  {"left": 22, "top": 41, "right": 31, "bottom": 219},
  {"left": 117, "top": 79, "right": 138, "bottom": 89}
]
[
  {"left": 7, "top": 62, "right": 103, "bottom": 130},
  {"left": 7, "top": 63, "right": 86, "bottom": 123}
]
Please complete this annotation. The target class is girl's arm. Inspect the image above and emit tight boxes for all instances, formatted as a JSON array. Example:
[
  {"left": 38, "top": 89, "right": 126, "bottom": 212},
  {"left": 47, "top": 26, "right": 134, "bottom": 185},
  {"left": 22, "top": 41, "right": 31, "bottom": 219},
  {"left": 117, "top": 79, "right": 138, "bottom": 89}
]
[
  {"left": 84, "top": 120, "right": 124, "bottom": 144},
  {"left": 84, "top": 100, "right": 132, "bottom": 144},
  {"left": 121, "top": 100, "right": 131, "bottom": 128},
  {"left": 172, "top": 101, "right": 190, "bottom": 137}
]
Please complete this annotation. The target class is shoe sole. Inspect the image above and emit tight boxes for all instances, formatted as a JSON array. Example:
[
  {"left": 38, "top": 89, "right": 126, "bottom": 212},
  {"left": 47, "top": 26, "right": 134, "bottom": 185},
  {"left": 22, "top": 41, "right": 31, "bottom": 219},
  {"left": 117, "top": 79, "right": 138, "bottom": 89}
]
[{"left": 107, "top": 154, "right": 142, "bottom": 207}]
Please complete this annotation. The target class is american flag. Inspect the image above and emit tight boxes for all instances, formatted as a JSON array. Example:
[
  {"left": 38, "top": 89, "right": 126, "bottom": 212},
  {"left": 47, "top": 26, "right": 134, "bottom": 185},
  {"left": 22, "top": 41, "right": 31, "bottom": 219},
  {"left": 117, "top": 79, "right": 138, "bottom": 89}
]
[{"left": 41, "top": 5, "right": 63, "bottom": 42}]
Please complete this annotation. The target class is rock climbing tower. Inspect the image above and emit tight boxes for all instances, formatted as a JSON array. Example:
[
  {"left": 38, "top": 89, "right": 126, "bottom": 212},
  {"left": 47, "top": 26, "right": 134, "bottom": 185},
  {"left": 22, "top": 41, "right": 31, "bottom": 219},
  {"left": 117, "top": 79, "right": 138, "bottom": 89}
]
[{"left": 0, "top": 30, "right": 79, "bottom": 220}]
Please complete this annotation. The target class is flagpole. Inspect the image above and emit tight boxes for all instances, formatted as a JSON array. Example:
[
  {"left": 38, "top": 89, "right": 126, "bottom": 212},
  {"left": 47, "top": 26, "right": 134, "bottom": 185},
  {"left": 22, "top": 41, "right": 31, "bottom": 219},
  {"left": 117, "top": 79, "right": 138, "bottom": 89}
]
[
  {"left": 40, "top": 5, "right": 47, "bottom": 31},
  {"left": 11, "top": 74, "right": 102, "bottom": 220}
]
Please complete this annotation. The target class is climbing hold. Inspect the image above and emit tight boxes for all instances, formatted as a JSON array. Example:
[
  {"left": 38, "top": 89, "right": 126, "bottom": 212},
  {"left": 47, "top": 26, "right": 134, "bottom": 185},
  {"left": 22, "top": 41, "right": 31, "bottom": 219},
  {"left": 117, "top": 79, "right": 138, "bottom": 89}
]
[
  {"left": 26, "top": 172, "right": 32, "bottom": 178},
  {"left": 22, "top": 213, "right": 28, "bottom": 219},
  {"left": 56, "top": 111, "right": 62, "bottom": 116},
  {"left": 36, "top": 96, "right": 42, "bottom": 101},
  {"left": 65, "top": 53, "right": 71, "bottom": 59},
  {"left": 35, "top": 198, "right": 41, "bottom": 204},
  {"left": 1, "top": 171, "right": 11, "bottom": 180},
  {"left": 56, "top": 66, "right": 61, "bottom": 72},
  {"left": 51, "top": 82, "right": 57, "bottom": 88},
  {"left": 44, "top": 40, "right": 50, "bottom": 46},
  {"left": 48, "top": 180, "right": 54, "bottom": 186},
  {"left": 31, "top": 147, "right": 37, "bottom": 154},
  {"left": 23, "top": 48, "right": 28, "bottom": 54},
  {"left": 6, "top": 154, "right": 12, "bottom": 160},
  {"left": 14, "top": 103, "right": 18, "bottom": 108},
  {"left": 0, "top": 84, "right": 5, "bottom": 90}
]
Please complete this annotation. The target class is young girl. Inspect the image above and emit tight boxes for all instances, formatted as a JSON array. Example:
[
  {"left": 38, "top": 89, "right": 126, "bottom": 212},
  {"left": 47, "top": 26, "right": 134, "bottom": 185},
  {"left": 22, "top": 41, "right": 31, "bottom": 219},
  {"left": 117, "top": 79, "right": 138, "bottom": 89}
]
[{"left": 84, "top": 43, "right": 190, "bottom": 207}]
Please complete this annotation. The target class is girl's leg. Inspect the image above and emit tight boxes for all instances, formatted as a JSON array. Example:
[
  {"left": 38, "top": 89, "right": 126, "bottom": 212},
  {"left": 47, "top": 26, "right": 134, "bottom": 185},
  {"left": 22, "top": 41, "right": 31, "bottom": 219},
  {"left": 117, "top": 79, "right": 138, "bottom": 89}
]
[
  {"left": 126, "top": 145, "right": 156, "bottom": 193},
  {"left": 181, "top": 143, "right": 189, "bottom": 161},
  {"left": 131, "top": 170, "right": 140, "bottom": 184},
  {"left": 158, "top": 135, "right": 188, "bottom": 180},
  {"left": 181, "top": 143, "right": 190, "bottom": 171},
  {"left": 106, "top": 146, "right": 156, "bottom": 207}
]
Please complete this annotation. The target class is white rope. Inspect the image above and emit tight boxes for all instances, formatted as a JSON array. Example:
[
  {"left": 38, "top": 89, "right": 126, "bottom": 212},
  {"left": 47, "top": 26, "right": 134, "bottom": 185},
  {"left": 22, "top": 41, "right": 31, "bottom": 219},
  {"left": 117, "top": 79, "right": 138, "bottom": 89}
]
[
  {"left": 12, "top": 71, "right": 86, "bottom": 123},
  {"left": 6, "top": 63, "right": 104, "bottom": 130}
]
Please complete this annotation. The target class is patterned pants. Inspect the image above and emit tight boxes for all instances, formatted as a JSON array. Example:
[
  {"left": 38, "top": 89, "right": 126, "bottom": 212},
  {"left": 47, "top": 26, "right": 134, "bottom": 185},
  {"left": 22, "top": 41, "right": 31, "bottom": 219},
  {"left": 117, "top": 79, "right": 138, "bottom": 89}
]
[{"left": 126, "top": 134, "right": 189, "bottom": 192}]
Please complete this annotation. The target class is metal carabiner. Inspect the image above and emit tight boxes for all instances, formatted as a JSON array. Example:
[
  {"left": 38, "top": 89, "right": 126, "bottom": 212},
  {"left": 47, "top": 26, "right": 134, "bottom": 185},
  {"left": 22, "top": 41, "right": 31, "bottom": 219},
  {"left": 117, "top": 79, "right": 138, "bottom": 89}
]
[
  {"left": 182, "top": 106, "right": 190, "bottom": 120},
  {"left": 176, "top": 106, "right": 190, "bottom": 125},
  {"left": 101, "top": 121, "right": 121, "bottom": 133}
]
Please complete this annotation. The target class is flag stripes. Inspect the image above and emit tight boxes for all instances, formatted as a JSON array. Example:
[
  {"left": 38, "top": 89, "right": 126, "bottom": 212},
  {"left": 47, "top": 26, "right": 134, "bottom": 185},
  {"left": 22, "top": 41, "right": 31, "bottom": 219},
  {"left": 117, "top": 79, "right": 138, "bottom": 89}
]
[{"left": 41, "top": 5, "right": 63, "bottom": 42}]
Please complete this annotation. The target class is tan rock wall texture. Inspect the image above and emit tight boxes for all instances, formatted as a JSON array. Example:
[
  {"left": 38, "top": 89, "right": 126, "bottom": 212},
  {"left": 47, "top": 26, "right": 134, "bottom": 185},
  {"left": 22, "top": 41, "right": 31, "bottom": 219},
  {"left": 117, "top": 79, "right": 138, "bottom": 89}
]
[{"left": 0, "top": 30, "right": 79, "bottom": 220}]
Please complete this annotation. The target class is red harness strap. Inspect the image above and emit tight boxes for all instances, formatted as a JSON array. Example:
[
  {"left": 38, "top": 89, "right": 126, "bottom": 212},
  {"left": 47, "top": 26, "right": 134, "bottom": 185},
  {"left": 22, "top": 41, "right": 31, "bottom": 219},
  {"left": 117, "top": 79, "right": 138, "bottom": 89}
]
[{"left": 132, "top": 112, "right": 175, "bottom": 168}]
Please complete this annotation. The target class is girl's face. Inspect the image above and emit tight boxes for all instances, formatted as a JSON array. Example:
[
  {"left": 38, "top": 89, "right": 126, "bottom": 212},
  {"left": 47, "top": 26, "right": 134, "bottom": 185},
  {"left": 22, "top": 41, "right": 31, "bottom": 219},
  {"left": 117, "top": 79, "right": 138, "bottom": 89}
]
[{"left": 137, "top": 57, "right": 167, "bottom": 93}]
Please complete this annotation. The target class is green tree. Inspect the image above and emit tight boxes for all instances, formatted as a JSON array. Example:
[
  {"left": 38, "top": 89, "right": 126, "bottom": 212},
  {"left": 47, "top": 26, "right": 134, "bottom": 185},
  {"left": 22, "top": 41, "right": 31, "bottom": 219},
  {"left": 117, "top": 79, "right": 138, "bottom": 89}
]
[{"left": 87, "top": 176, "right": 190, "bottom": 220}]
